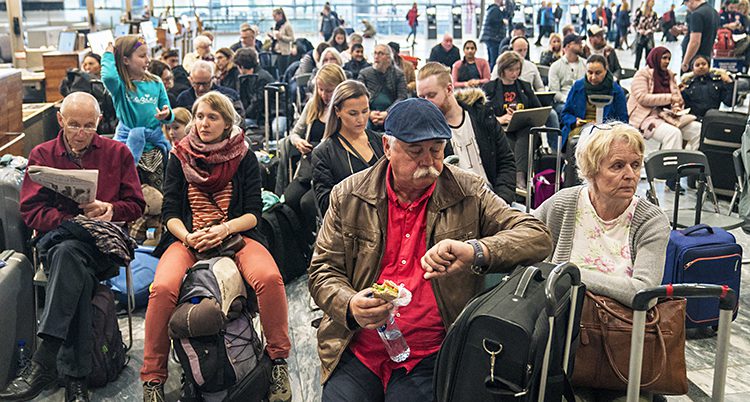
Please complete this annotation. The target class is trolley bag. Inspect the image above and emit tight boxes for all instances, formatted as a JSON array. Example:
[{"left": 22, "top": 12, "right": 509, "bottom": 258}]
[
  {"left": 0, "top": 157, "right": 30, "bottom": 256},
  {"left": 698, "top": 75, "right": 749, "bottom": 196},
  {"left": 625, "top": 284, "right": 736, "bottom": 402},
  {"left": 0, "top": 250, "right": 34, "bottom": 388},
  {"left": 263, "top": 82, "right": 292, "bottom": 151},
  {"left": 434, "top": 262, "right": 585, "bottom": 402},
  {"left": 526, "top": 127, "right": 563, "bottom": 212},
  {"left": 663, "top": 165, "right": 742, "bottom": 328}
]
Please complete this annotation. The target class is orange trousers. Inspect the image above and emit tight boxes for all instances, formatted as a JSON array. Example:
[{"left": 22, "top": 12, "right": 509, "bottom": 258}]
[{"left": 140, "top": 237, "right": 290, "bottom": 382}]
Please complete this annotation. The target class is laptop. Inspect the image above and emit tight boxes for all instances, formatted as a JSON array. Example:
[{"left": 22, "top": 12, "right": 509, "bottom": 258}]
[
  {"left": 535, "top": 92, "right": 556, "bottom": 107},
  {"left": 114, "top": 24, "right": 130, "bottom": 37},
  {"left": 58, "top": 31, "right": 77, "bottom": 52},
  {"left": 505, "top": 107, "right": 552, "bottom": 132}
]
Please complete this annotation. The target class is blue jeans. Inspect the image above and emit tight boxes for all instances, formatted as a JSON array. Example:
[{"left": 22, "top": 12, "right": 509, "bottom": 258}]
[
  {"left": 322, "top": 349, "right": 436, "bottom": 402},
  {"left": 485, "top": 40, "right": 502, "bottom": 72}
]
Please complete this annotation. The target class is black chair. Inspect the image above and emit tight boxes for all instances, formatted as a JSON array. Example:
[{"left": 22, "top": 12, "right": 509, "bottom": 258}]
[{"left": 644, "top": 150, "right": 744, "bottom": 230}]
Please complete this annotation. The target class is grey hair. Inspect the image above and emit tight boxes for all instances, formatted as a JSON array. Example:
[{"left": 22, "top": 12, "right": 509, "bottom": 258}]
[
  {"left": 60, "top": 92, "right": 101, "bottom": 116},
  {"left": 193, "top": 35, "right": 212, "bottom": 50},
  {"left": 191, "top": 60, "right": 215, "bottom": 76}
]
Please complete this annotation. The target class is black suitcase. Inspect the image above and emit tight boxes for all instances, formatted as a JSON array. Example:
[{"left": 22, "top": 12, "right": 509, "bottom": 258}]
[
  {"left": 526, "top": 127, "right": 563, "bottom": 212},
  {"left": 0, "top": 161, "right": 31, "bottom": 257},
  {"left": 0, "top": 250, "right": 35, "bottom": 388},
  {"left": 699, "top": 76, "right": 749, "bottom": 196},
  {"left": 434, "top": 262, "right": 585, "bottom": 402}
]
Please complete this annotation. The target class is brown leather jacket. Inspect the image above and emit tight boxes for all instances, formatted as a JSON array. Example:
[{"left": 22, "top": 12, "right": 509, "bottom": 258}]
[{"left": 308, "top": 158, "right": 552, "bottom": 383}]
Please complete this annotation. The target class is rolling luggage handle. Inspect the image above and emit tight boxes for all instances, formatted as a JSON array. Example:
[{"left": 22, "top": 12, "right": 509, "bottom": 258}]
[
  {"left": 538, "top": 262, "right": 582, "bottom": 401},
  {"left": 626, "top": 284, "right": 736, "bottom": 402},
  {"left": 672, "top": 163, "right": 706, "bottom": 230},
  {"left": 526, "top": 127, "right": 563, "bottom": 213},
  {"left": 263, "top": 83, "right": 288, "bottom": 151}
]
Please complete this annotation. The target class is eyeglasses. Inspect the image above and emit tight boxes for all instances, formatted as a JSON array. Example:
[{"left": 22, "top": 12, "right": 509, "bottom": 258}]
[
  {"left": 192, "top": 81, "right": 212, "bottom": 88},
  {"left": 61, "top": 115, "right": 99, "bottom": 134},
  {"left": 374, "top": 51, "right": 388, "bottom": 56}
]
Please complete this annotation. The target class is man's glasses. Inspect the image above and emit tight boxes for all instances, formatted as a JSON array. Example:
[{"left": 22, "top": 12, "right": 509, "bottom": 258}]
[
  {"left": 373, "top": 51, "right": 388, "bottom": 56},
  {"left": 61, "top": 115, "right": 98, "bottom": 134},
  {"left": 192, "top": 81, "right": 212, "bottom": 88}
]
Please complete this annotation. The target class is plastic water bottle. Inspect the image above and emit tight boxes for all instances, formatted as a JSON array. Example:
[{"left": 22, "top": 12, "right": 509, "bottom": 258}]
[
  {"left": 16, "top": 340, "right": 30, "bottom": 375},
  {"left": 377, "top": 315, "right": 410, "bottom": 363}
]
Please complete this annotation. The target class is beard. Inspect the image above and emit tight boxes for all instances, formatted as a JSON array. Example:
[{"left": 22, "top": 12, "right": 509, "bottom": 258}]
[{"left": 413, "top": 166, "right": 440, "bottom": 180}]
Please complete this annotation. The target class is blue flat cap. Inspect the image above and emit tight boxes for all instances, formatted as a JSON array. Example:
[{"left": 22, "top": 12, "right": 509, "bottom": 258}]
[{"left": 383, "top": 98, "right": 452, "bottom": 143}]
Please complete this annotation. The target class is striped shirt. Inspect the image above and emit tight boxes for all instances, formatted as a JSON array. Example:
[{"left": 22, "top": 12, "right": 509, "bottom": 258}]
[{"left": 188, "top": 182, "right": 233, "bottom": 230}]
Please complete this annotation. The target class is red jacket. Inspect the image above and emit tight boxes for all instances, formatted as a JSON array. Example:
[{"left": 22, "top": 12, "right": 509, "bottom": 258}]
[
  {"left": 20, "top": 132, "right": 145, "bottom": 232},
  {"left": 407, "top": 8, "right": 419, "bottom": 27}
]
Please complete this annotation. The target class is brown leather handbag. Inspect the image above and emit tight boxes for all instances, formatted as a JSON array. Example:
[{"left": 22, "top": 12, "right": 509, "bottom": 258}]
[{"left": 570, "top": 291, "right": 688, "bottom": 395}]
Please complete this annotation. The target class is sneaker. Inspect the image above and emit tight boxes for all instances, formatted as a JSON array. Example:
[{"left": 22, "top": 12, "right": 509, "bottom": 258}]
[
  {"left": 142, "top": 380, "right": 165, "bottom": 402},
  {"left": 268, "top": 359, "right": 291, "bottom": 402}
]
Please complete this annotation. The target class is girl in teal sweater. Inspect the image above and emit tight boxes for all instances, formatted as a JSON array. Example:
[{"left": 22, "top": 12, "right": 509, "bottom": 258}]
[{"left": 103, "top": 35, "right": 173, "bottom": 164}]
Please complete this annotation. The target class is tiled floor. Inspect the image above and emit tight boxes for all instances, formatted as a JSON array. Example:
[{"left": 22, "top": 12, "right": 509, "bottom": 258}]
[{"left": 26, "top": 31, "right": 750, "bottom": 402}]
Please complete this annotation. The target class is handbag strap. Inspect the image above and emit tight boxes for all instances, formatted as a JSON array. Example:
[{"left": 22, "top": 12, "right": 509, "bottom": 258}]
[{"left": 587, "top": 292, "right": 668, "bottom": 388}]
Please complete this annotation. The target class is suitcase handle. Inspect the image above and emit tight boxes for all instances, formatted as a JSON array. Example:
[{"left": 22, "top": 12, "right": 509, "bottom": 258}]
[
  {"left": 544, "top": 262, "right": 581, "bottom": 317},
  {"left": 681, "top": 224, "right": 714, "bottom": 236},
  {"left": 626, "top": 284, "right": 735, "bottom": 402},
  {"left": 631, "top": 283, "right": 736, "bottom": 312}
]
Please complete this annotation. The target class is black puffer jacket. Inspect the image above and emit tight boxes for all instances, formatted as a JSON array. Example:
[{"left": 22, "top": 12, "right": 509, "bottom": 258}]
[
  {"left": 681, "top": 71, "right": 735, "bottom": 119},
  {"left": 449, "top": 89, "right": 517, "bottom": 204}
]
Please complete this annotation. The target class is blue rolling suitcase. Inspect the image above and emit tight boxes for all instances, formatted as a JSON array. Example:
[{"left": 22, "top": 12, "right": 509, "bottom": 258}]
[{"left": 663, "top": 172, "right": 742, "bottom": 328}]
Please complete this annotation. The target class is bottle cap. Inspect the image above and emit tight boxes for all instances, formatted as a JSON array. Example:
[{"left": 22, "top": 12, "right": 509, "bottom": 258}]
[{"left": 18, "top": 340, "right": 25, "bottom": 347}]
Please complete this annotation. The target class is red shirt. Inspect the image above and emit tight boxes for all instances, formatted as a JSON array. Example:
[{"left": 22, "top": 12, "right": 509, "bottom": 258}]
[
  {"left": 20, "top": 132, "right": 145, "bottom": 232},
  {"left": 349, "top": 165, "right": 445, "bottom": 389}
]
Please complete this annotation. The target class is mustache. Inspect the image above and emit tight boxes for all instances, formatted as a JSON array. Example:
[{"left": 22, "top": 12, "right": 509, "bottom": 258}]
[{"left": 413, "top": 166, "right": 440, "bottom": 180}]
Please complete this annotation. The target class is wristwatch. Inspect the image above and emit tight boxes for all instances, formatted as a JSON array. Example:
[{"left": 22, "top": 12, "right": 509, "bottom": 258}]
[{"left": 466, "top": 239, "right": 488, "bottom": 275}]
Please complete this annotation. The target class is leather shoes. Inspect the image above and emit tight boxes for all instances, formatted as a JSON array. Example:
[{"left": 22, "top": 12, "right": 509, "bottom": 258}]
[
  {"left": 65, "top": 377, "right": 89, "bottom": 402},
  {"left": 0, "top": 360, "right": 57, "bottom": 401}
]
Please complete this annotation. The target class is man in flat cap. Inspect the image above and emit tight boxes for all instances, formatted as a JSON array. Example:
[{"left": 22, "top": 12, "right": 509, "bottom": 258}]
[{"left": 308, "top": 98, "right": 552, "bottom": 401}]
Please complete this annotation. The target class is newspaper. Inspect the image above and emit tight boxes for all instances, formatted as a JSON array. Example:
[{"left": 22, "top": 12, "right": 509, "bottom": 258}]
[{"left": 27, "top": 166, "right": 98, "bottom": 204}]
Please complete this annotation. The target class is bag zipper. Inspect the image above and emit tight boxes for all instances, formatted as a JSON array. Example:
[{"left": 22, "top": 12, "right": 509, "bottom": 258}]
[{"left": 684, "top": 253, "right": 742, "bottom": 269}]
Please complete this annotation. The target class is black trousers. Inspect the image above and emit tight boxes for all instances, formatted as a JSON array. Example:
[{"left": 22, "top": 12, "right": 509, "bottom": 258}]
[
  {"left": 38, "top": 238, "right": 109, "bottom": 377},
  {"left": 634, "top": 40, "right": 653, "bottom": 69},
  {"left": 506, "top": 126, "right": 540, "bottom": 175},
  {"left": 284, "top": 177, "right": 318, "bottom": 245},
  {"left": 322, "top": 349, "right": 436, "bottom": 402}
]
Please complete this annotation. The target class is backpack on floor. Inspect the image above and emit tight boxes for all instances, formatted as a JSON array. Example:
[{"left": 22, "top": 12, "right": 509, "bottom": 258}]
[
  {"left": 106, "top": 246, "right": 158, "bottom": 310},
  {"left": 258, "top": 203, "right": 310, "bottom": 283},
  {"left": 88, "top": 284, "right": 127, "bottom": 388}
]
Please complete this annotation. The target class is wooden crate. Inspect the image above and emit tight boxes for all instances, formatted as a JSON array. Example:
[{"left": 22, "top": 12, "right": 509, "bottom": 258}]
[
  {"left": 0, "top": 70, "right": 23, "bottom": 134},
  {"left": 42, "top": 50, "right": 88, "bottom": 103}
]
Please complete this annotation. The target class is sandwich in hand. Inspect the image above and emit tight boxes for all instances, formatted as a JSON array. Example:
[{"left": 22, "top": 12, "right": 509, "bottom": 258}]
[{"left": 371, "top": 280, "right": 400, "bottom": 302}]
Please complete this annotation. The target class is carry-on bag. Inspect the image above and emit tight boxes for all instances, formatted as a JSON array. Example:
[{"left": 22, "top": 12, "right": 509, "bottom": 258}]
[
  {"left": 663, "top": 165, "right": 742, "bottom": 328},
  {"left": 698, "top": 73, "right": 747, "bottom": 196},
  {"left": 0, "top": 158, "right": 30, "bottom": 256},
  {"left": 0, "top": 250, "right": 34, "bottom": 388},
  {"left": 434, "top": 262, "right": 585, "bottom": 402},
  {"left": 624, "top": 284, "right": 736, "bottom": 402},
  {"left": 526, "top": 127, "right": 563, "bottom": 212}
]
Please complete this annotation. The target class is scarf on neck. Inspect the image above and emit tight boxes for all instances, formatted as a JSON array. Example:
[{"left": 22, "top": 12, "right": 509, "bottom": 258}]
[
  {"left": 646, "top": 47, "right": 672, "bottom": 94},
  {"left": 275, "top": 17, "right": 287, "bottom": 31},
  {"left": 584, "top": 71, "right": 614, "bottom": 96},
  {"left": 172, "top": 126, "right": 248, "bottom": 193}
]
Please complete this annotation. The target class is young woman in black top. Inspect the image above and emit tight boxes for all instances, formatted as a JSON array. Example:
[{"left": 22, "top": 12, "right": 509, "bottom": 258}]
[
  {"left": 483, "top": 51, "right": 541, "bottom": 188},
  {"left": 311, "top": 80, "right": 385, "bottom": 215},
  {"left": 284, "top": 64, "right": 347, "bottom": 242}
]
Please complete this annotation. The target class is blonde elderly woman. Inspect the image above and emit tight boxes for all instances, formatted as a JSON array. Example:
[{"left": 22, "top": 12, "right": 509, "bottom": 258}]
[
  {"left": 182, "top": 35, "right": 214, "bottom": 72},
  {"left": 533, "top": 122, "right": 669, "bottom": 308}
]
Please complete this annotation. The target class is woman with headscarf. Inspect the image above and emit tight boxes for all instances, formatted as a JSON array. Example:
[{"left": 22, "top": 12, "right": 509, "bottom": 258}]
[{"left": 627, "top": 46, "right": 701, "bottom": 152}]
